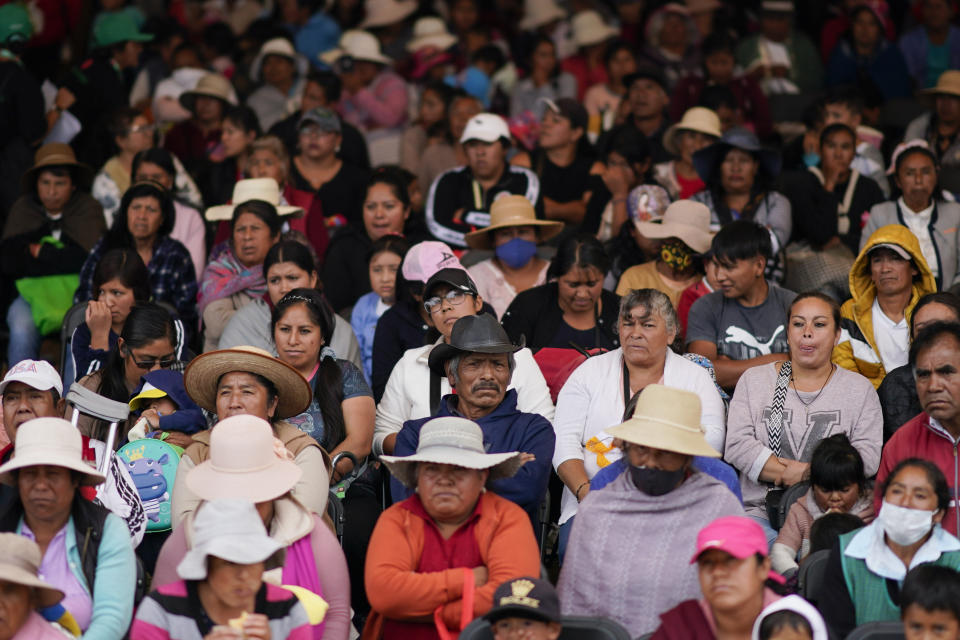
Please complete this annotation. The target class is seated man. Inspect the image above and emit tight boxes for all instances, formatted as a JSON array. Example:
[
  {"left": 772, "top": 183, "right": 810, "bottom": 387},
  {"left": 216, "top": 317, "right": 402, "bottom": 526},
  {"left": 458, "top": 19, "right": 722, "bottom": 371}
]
[
  {"left": 834, "top": 225, "right": 936, "bottom": 389},
  {"left": 686, "top": 220, "right": 796, "bottom": 391},
  {"left": 390, "top": 313, "right": 555, "bottom": 530},
  {"left": 425, "top": 113, "right": 542, "bottom": 248},
  {"left": 875, "top": 321, "right": 960, "bottom": 537}
]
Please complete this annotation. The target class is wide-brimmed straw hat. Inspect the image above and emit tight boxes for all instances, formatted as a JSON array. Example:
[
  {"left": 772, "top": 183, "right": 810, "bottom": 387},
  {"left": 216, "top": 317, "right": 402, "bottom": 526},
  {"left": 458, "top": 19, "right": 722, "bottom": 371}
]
[
  {"left": 921, "top": 70, "right": 960, "bottom": 100},
  {"left": 21, "top": 143, "right": 92, "bottom": 192},
  {"left": 663, "top": 107, "right": 722, "bottom": 156},
  {"left": 0, "top": 534, "right": 65, "bottom": 607},
  {"left": 177, "top": 498, "right": 283, "bottom": 580},
  {"left": 204, "top": 178, "right": 304, "bottom": 221},
  {"left": 464, "top": 195, "right": 562, "bottom": 249},
  {"left": 519, "top": 0, "right": 567, "bottom": 31},
  {"left": 635, "top": 200, "right": 715, "bottom": 254},
  {"left": 179, "top": 72, "right": 237, "bottom": 112},
  {"left": 321, "top": 29, "right": 393, "bottom": 66},
  {"left": 428, "top": 314, "right": 524, "bottom": 377},
  {"left": 184, "top": 346, "right": 312, "bottom": 419},
  {"left": 0, "top": 418, "right": 105, "bottom": 486},
  {"left": 381, "top": 416, "right": 524, "bottom": 488},
  {"left": 250, "top": 37, "right": 304, "bottom": 83},
  {"left": 185, "top": 415, "right": 302, "bottom": 503},
  {"left": 406, "top": 17, "right": 457, "bottom": 53},
  {"left": 360, "top": 0, "right": 418, "bottom": 29},
  {"left": 606, "top": 384, "right": 720, "bottom": 458},
  {"left": 692, "top": 127, "right": 781, "bottom": 183},
  {"left": 570, "top": 10, "right": 618, "bottom": 48}
]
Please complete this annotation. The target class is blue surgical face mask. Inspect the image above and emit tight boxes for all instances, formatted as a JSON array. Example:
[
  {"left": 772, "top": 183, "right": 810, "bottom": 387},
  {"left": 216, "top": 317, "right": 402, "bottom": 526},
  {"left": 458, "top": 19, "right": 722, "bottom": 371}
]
[
  {"left": 803, "top": 151, "right": 821, "bottom": 168},
  {"left": 495, "top": 237, "right": 537, "bottom": 269}
]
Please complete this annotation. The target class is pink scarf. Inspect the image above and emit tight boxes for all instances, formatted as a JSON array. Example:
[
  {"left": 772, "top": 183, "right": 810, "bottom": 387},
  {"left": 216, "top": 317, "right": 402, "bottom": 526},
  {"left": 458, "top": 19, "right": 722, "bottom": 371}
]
[{"left": 282, "top": 534, "right": 326, "bottom": 639}]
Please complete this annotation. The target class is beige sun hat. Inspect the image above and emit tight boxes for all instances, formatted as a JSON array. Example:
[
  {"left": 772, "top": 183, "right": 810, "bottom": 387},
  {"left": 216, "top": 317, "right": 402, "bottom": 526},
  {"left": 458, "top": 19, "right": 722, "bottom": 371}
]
[
  {"left": 464, "top": 195, "right": 562, "bottom": 249},
  {"left": 519, "top": 0, "right": 567, "bottom": 31},
  {"left": 321, "top": 29, "right": 393, "bottom": 66},
  {"left": 921, "top": 70, "right": 960, "bottom": 99},
  {"left": 250, "top": 37, "right": 302, "bottom": 83},
  {"left": 359, "top": 0, "right": 418, "bottom": 29},
  {"left": 606, "top": 385, "right": 720, "bottom": 458},
  {"left": 663, "top": 107, "right": 722, "bottom": 156},
  {"left": 185, "top": 416, "right": 303, "bottom": 503},
  {"left": 406, "top": 17, "right": 457, "bottom": 53},
  {"left": 183, "top": 345, "right": 312, "bottom": 419},
  {"left": 21, "top": 143, "right": 92, "bottom": 191},
  {"left": 0, "top": 418, "right": 105, "bottom": 486},
  {"left": 0, "top": 534, "right": 65, "bottom": 607},
  {"left": 179, "top": 72, "right": 237, "bottom": 112},
  {"left": 635, "top": 200, "right": 715, "bottom": 254},
  {"left": 381, "top": 416, "right": 524, "bottom": 488},
  {"left": 204, "top": 178, "right": 304, "bottom": 222},
  {"left": 570, "top": 10, "right": 618, "bottom": 48}
]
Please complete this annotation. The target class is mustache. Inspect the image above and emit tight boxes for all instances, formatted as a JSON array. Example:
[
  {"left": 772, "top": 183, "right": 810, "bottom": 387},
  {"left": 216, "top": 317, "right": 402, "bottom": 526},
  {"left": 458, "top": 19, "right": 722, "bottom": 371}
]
[{"left": 471, "top": 381, "right": 501, "bottom": 393}]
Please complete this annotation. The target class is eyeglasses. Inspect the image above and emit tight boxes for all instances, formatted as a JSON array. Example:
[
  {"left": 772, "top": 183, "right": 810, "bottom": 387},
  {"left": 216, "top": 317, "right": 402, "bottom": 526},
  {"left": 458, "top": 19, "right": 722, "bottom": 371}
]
[
  {"left": 126, "top": 349, "right": 177, "bottom": 370},
  {"left": 423, "top": 289, "right": 468, "bottom": 313},
  {"left": 128, "top": 124, "right": 156, "bottom": 135}
]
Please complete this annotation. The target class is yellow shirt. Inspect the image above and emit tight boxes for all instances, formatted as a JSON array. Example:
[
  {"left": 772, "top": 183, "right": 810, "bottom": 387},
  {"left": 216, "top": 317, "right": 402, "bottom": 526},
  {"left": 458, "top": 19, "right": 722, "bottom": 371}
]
[{"left": 615, "top": 260, "right": 699, "bottom": 308}]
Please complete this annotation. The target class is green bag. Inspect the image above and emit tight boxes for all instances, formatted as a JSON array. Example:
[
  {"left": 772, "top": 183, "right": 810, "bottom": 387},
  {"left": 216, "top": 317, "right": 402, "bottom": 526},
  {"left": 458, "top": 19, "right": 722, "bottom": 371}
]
[{"left": 15, "top": 237, "right": 81, "bottom": 335}]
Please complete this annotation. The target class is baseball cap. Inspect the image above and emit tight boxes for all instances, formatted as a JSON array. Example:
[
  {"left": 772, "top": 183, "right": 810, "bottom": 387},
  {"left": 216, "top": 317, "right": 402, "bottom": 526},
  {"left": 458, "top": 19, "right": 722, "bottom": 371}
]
[
  {"left": 0, "top": 360, "right": 63, "bottom": 396},
  {"left": 424, "top": 268, "right": 479, "bottom": 298},
  {"left": 0, "top": 3, "right": 33, "bottom": 44},
  {"left": 401, "top": 241, "right": 464, "bottom": 283},
  {"left": 299, "top": 107, "right": 341, "bottom": 133},
  {"left": 541, "top": 97, "right": 588, "bottom": 132},
  {"left": 484, "top": 577, "right": 561, "bottom": 624},
  {"left": 92, "top": 12, "right": 153, "bottom": 49},
  {"left": 460, "top": 113, "right": 511, "bottom": 144},
  {"left": 869, "top": 243, "right": 911, "bottom": 261},
  {"left": 690, "top": 516, "right": 786, "bottom": 584}
]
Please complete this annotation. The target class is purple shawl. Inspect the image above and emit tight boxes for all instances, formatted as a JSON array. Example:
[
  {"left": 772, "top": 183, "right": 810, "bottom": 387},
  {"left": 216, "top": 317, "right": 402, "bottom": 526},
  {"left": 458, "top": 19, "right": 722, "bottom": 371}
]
[{"left": 197, "top": 248, "right": 267, "bottom": 313}]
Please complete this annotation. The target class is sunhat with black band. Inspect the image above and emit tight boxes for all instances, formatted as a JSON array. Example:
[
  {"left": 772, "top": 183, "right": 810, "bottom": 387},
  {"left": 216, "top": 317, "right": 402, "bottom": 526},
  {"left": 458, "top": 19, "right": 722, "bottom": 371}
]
[
  {"left": 663, "top": 107, "right": 722, "bottom": 157},
  {"left": 428, "top": 313, "right": 525, "bottom": 377},
  {"left": 204, "top": 178, "right": 304, "bottom": 222},
  {"left": 183, "top": 345, "right": 312, "bottom": 419},
  {"left": 464, "top": 195, "right": 562, "bottom": 250},
  {"left": 0, "top": 534, "right": 65, "bottom": 607},
  {"left": 635, "top": 200, "right": 715, "bottom": 255},
  {"left": 21, "top": 143, "right": 92, "bottom": 191},
  {"left": 381, "top": 416, "right": 524, "bottom": 488},
  {"left": 606, "top": 384, "right": 720, "bottom": 458},
  {"left": 920, "top": 70, "right": 960, "bottom": 104},
  {"left": 0, "top": 418, "right": 106, "bottom": 486}
]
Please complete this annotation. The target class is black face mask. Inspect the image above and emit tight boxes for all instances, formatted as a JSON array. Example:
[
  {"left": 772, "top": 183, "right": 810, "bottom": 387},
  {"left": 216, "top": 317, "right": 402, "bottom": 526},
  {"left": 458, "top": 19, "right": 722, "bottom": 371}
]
[{"left": 629, "top": 464, "right": 686, "bottom": 496}]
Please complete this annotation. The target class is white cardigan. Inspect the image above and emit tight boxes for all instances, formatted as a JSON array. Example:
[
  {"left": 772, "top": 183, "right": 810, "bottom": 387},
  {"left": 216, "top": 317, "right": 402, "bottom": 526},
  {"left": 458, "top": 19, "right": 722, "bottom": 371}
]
[
  {"left": 373, "top": 337, "right": 555, "bottom": 456},
  {"left": 553, "top": 348, "right": 726, "bottom": 525}
]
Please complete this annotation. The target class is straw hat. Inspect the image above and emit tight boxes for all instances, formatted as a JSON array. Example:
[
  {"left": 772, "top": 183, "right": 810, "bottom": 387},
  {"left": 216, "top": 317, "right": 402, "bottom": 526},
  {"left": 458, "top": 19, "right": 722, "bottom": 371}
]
[
  {"left": 204, "top": 178, "right": 304, "bottom": 222},
  {"left": 0, "top": 418, "right": 105, "bottom": 486},
  {"left": 183, "top": 346, "right": 312, "bottom": 419},
  {"left": 321, "top": 29, "right": 392, "bottom": 66},
  {"left": 635, "top": 200, "right": 715, "bottom": 254},
  {"left": 663, "top": 107, "right": 722, "bottom": 156},
  {"left": 605, "top": 384, "right": 720, "bottom": 458},
  {"left": 381, "top": 416, "right": 524, "bottom": 488},
  {"left": 0, "top": 534, "right": 65, "bottom": 607},
  {"left": 179, "top": 72, "right": 237, "bottom": 112},
  {"left": 250, "top": 37, "right": 303, "bottom": 83},
  {"left": 21, "top": 143, "right": 92, "bottom": 191},
  {"left": 464, "top": 195, "right": 562, "bottom": 249},
  {"left": 921, "top": 70, "right": 960, "bottom": 99},
  {"left": 570, "top": 10, "right": 618, "bottom": 48},
  {"left": 186, "top": 415, "right": 302, "bottom": 503},
  {"left": 177, "top": 498, "right": 283, "bottom": 580},
  {"left": 359, "top": 0, "right": 418, "bottom": 29},
  {"left": 406, "top": 17, "right": 457, "bottom": 53},
  {"left": 519, "top": 0, "right": 567, "bottom": 31}
]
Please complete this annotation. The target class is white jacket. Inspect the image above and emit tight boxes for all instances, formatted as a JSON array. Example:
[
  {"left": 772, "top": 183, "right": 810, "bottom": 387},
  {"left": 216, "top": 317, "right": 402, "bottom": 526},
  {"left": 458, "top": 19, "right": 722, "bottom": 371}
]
[
  {"left": 373, "top": 338, "right": 555, "bottom": 456},
  {"left": 553, "top": 348, "right": 726, "bottom": 525}
]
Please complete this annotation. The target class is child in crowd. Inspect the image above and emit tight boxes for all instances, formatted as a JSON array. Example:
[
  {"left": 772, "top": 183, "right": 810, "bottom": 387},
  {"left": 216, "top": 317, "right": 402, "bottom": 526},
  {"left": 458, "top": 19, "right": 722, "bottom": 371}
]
[
  {"left": 771, "top": 434, "right": 873, "bottom": 574},
  {"left": 752, "top": 595, "right": 828, "bottom": 640},
  {"left": 127, "top": 369, "right": 206, "bottom": 448},
  {"left": 351, "top": 235, "right": 409, "bottom": 383},
  {"left": 807, "top": 512, "right": 864, "bottom": 556},
  {"left": 901, "top": 564, "right": 960, "bottom": 640}
]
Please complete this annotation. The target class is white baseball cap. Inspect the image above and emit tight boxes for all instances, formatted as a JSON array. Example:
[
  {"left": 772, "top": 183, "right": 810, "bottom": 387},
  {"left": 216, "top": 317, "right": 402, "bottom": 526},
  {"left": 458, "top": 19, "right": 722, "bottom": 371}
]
[
  {"left": 460, "top": 113, "right": 511, "bottom": 144},
  {"left": 0, "top": 360, "right": 62, "bottom": 396}
]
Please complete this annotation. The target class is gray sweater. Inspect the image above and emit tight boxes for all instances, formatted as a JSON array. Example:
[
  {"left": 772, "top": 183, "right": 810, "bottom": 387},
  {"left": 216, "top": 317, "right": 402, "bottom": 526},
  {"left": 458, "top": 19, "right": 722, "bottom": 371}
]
[{"left": 724, "top": 362, "right": 882, "bottom": 520}]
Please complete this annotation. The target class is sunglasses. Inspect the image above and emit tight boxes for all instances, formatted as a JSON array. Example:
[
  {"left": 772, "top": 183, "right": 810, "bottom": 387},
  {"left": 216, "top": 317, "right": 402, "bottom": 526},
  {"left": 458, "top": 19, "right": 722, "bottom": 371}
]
[
  {"left": 423, "top": 289, "right": 469, "bottom": 313},
  {"left": 126, "top": 347, "right": 177, "bottom": 370}
]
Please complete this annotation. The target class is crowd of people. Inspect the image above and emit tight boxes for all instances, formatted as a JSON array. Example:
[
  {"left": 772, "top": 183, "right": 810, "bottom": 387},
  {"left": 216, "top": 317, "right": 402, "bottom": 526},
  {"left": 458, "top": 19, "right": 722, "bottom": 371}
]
[{"left": 7, "top": 0, "right": 960, "bottom": 638}]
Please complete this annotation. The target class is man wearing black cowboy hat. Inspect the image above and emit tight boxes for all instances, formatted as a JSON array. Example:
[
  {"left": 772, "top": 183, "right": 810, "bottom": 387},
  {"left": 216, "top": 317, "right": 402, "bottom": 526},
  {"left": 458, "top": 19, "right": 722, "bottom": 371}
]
[{"left": 390, "top": 313, "right": 555, "bottom": 531}]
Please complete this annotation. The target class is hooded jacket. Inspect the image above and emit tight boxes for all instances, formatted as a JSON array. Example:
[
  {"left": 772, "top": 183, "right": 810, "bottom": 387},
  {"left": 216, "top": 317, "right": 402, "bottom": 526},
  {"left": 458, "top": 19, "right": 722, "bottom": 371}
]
[
  {"left": 129, "top": 369, "right": 206, "bottom": 435},
  {"left": 833, "top": 224, "right": 936, "bottom": 388}
]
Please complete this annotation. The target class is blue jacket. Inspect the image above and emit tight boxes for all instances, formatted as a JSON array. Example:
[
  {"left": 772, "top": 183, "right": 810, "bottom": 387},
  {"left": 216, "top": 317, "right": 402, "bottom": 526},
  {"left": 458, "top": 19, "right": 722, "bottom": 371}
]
[
  {"left": 590, "top": 456, "right": 743, "bottom": 503},
  {"left": 129, "top": 369, "right": 206, "bottom": 435},
  {"left": 70, "top": 323, "right": 119, "bottom": 382},
  {"left": 826, "top": 40, "right": 911, "bottom": 99},
  {"left": 392, "top": 389, "right": 556, "bottom": 529},
  {"left": 291, "top": 12, "right": 341, "bottom": 69},
  {"left": 350, "top": 291, "right": 382, "bottom": 384}
]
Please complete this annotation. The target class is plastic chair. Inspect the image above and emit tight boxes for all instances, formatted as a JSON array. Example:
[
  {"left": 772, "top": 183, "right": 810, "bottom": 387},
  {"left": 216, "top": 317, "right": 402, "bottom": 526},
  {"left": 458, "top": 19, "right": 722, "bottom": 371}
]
[
  {"left": 798, "top": 549, "right": 831, "bottom": 605},
  {"left": 845, "top": 621, "right": 905, "bottom": 640},
  {"left": 771, "top": 481, "right": 809, "bottom": 531},
  {"left": 460, "top": 615, "right": 632, "bottom": 640},
  {"left": 59, "top": 301, "right": 89, "bottom": 378}
]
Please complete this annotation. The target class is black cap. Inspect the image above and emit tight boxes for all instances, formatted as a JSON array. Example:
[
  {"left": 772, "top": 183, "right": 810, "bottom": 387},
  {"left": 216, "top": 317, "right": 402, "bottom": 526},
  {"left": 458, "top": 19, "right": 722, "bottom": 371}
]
[
  {"left": 623, "top": 66, "right": 668, "bottom": 92},
  {"left": 428, "top": 314, "right": 524, "bottom": 377},
  {"left": 423, "top": 268, "right": 479, "bottom": 299},
  {"left": 484, "top": 577, "right": 560, "bottom": 624}
]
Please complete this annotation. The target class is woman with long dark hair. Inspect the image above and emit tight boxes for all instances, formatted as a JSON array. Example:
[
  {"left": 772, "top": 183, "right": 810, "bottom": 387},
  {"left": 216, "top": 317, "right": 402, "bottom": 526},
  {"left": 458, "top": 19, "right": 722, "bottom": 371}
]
[
  {"left": 200, "top": 104, "right": 261, "bottom": 206},
  {"left": 510, "top": 35, "right": 577, "bottom": 119}
]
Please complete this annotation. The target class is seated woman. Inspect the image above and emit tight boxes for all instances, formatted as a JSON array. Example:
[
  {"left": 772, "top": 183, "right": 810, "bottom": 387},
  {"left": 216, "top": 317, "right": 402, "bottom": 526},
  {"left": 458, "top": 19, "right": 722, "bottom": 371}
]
[
  {"left": 824, "top": 3, "right": 911, "bottom": 100},
  {"left": 820, "top": 459, "right": 960, "bottom": 638},
  {"left": 75, "top": 181, "right": 198, "bottom": 330},
  {"left": 654, "top": 107, "right": 722, "bottom": 200},
  {"left": 651, "top": 516, "right": 785, "bottom": 639},
  {"left": 176, "top": 345, "right": 329, "bottom": 522},
  {"left": 351, "top": 236, "right": 409, "bottom": 382},
  {"left": 367, "top": 416, "right": 541, "bottom": 639},
  {"left": 218, "top": 239, "right": 362, "bottom": 368},
  {"left": 583, "top": 41, "right": 637, "bottom": 143},
  {"left": 0, "top": 534, "right": 72, "bottom": 640},
  {"left": 0, "top": 418, "right": 136, "bottom": 638},
  {"left": 509, "top": 35, "right": 577, "bottom": 119},
  {"left": 135, "top": 499, "right": 312, "bottom": 639},
  {"left": 558, "top": 385, "right": 743, "bottom": 638},
  {"left": 198, "top": 104, "right": 261, "bottom": 207},
  {"left": 502, "top": 233, "right": 621, "bottom": 352},
  {"left": 554, "top": 289, "right": 727, "bottom": 553},
  {"left": 69, "top": 248, "right": 150, "bottom": 383},
  {"left": 616, "top": 201, "right": 713, "bottom": 308},
  {"left": 724, "top": 292, "right": 882, "bottom": 543},
  {"left": 465, "top": 195, "right": 563, "bottom": 319}
]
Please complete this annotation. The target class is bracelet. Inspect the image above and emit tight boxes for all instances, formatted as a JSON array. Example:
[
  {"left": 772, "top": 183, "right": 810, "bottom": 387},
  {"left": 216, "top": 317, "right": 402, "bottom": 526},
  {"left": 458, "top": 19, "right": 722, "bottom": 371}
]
[
  {"left": 611, "top": 197, "right": 627, "bottom": 204},
  {"left": 575, "top": 481, "right": 590, "bottom": 501}
]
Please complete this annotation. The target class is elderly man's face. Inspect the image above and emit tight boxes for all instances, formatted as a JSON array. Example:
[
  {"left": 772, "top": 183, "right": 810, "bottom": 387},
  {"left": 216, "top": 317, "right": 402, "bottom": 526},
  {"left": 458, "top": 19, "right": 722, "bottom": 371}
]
[
  {"left": 450, "top": 353, "right": 511, "bottom": 414},
  {"left": 2, "top": 383, "right": 64, "bottom": 444},
  {"left": 18, "top": 465, "right": 77, "bottom": 526},
  {"left": 216, "top": 372, "right": 279, "bottom": 421},
  {"left": 0, "top": 580, "right": 33, "bottom": 640},
  {"left": 916, "top": 334, "right": 960, "bottom": 428}
]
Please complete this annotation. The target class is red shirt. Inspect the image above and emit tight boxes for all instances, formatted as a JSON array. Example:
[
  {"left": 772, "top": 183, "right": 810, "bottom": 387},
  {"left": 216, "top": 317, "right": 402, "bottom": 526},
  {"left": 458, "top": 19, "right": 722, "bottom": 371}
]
[{"left": 676, "top": 172, "right": 705, "bottom": 200}]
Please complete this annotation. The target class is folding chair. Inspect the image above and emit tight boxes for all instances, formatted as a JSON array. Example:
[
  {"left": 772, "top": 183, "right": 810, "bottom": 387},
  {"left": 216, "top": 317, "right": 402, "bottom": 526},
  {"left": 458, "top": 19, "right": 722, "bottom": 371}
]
[
  {"left": 798, "top": 549, "right": 831, "bottom": 606},
  {"left": 845, "top": 621, "right": 905, "bottom": 640}
]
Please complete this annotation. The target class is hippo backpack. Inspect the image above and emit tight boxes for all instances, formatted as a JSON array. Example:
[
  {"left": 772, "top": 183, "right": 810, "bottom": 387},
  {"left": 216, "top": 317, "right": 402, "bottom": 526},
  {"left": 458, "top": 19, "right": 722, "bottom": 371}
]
[{"left": 117, "top": 438, "right": 182, "bottom": 532}]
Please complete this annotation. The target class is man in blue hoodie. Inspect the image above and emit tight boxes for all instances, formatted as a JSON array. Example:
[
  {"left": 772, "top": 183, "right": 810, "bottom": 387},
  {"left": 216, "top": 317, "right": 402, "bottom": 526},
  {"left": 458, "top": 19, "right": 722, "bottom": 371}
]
[{"left": 391, "top": 314, "right": 555, "bottom": 533}]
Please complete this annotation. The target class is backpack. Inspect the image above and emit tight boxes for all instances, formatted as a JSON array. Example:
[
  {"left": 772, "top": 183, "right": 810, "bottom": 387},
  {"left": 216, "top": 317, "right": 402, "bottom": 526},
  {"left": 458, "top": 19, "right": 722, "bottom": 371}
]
[{"left": 117, "top": 438, "right": 182, "bottom": 532}]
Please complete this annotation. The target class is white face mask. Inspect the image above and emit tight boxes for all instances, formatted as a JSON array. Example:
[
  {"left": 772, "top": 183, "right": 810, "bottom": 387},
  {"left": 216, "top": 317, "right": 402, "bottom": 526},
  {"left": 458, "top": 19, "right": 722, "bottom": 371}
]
[{"left": 878, "top": 500, "right": 937, "bottom": 546}]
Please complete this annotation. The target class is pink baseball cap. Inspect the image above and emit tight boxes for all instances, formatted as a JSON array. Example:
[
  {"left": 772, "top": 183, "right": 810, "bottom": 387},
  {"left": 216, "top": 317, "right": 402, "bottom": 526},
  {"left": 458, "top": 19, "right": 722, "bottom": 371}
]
[
  {"left": 690, "top": 516, "right": 786, "bottom": 583},
  {"left": 401, "top": 241, "right": 465, "bottom": 283}
]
